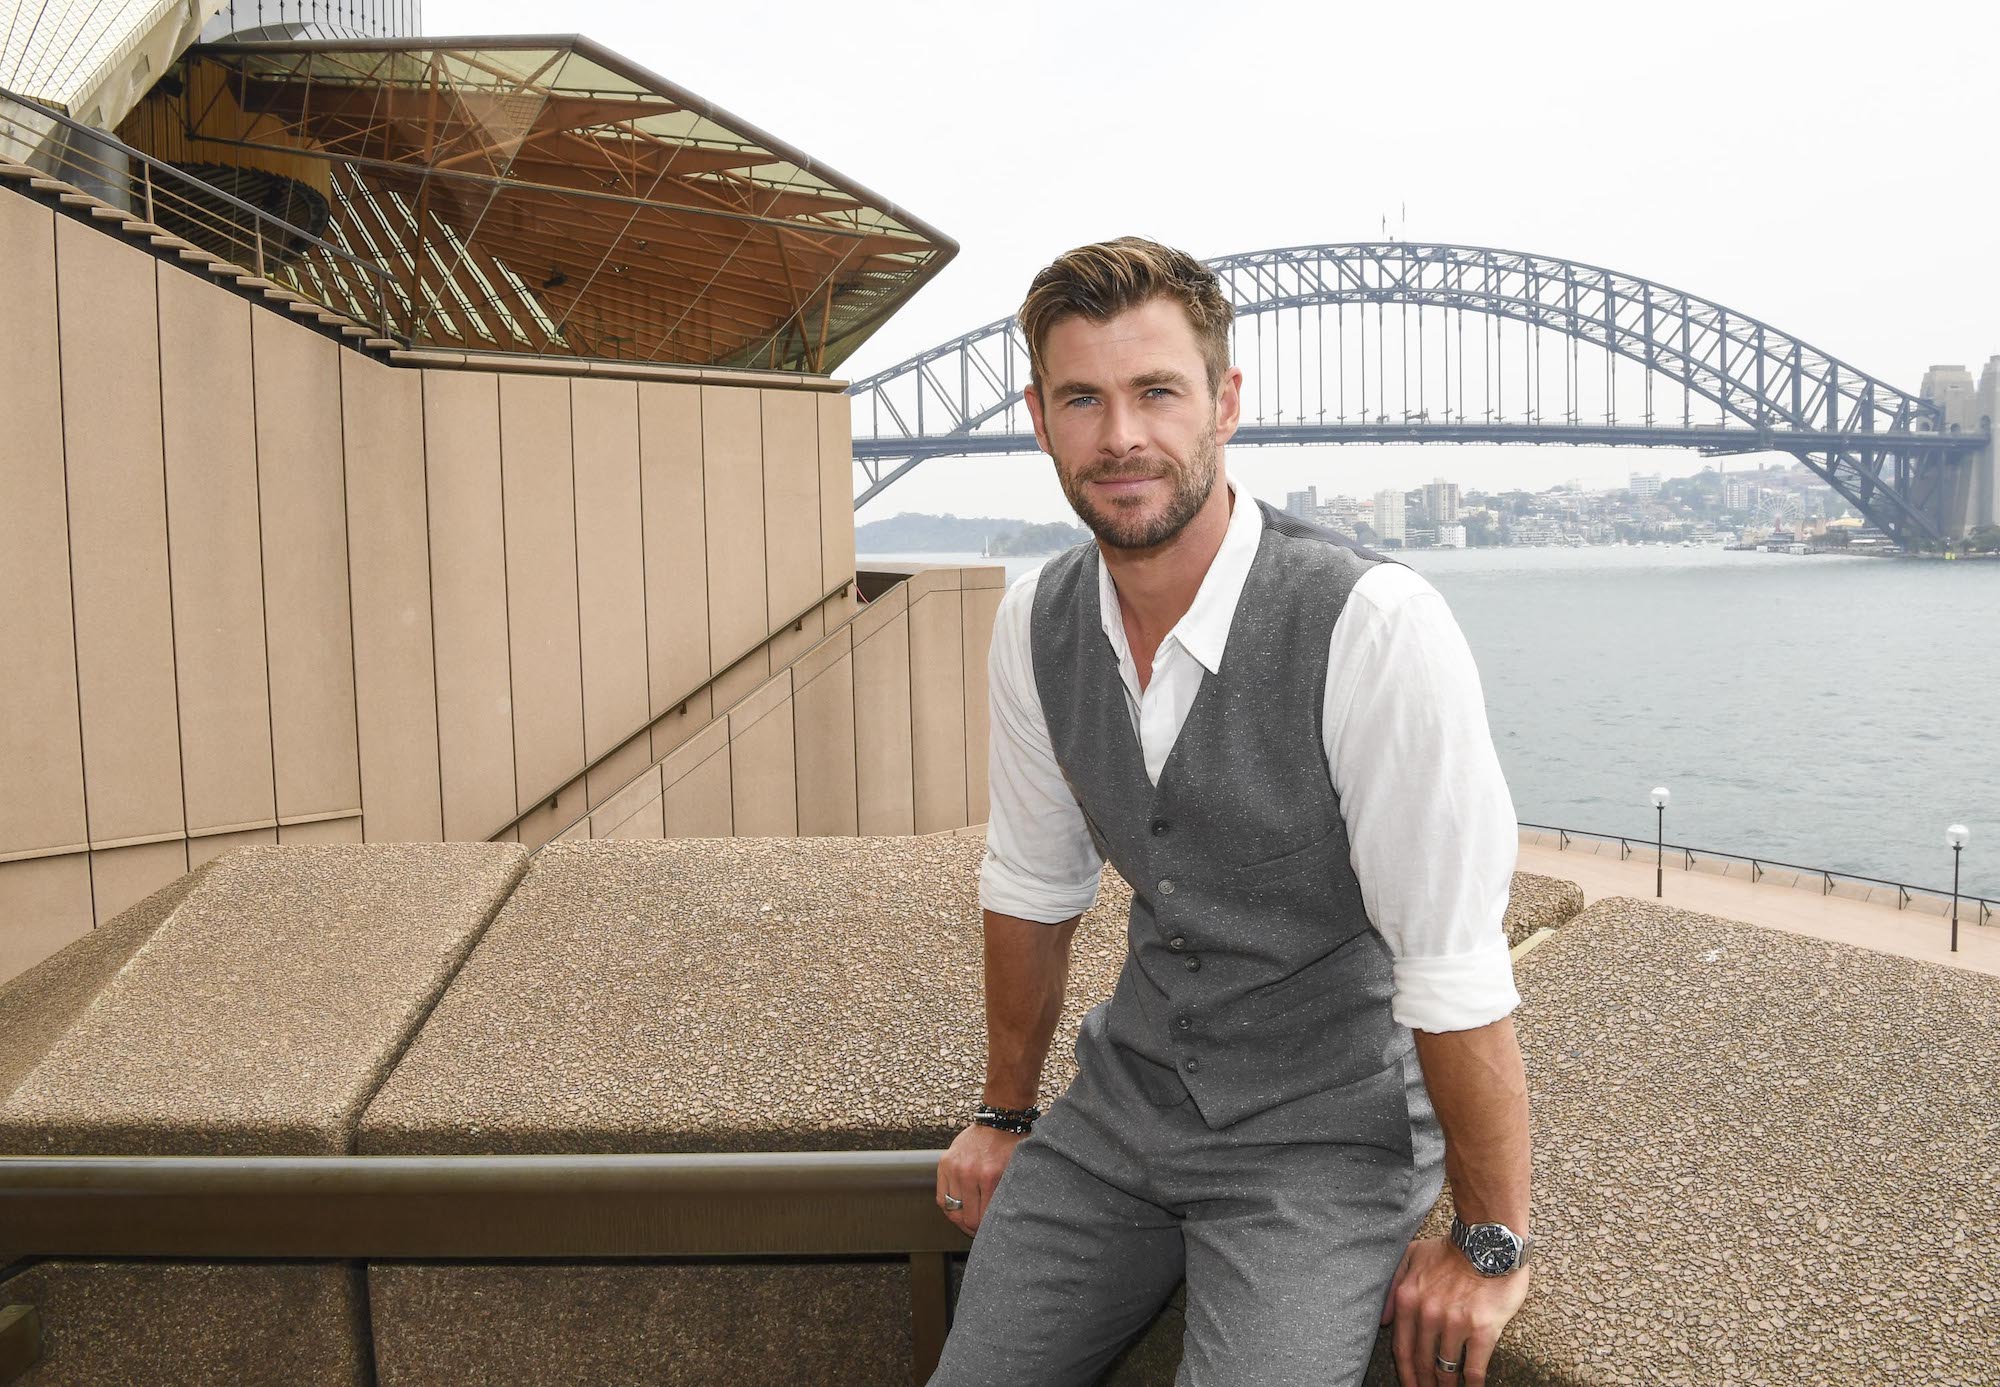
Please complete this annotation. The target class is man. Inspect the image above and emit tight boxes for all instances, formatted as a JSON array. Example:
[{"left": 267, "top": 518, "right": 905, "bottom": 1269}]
[{"left": 929, "top": 238, "right": 1533, "bottom": 1387}]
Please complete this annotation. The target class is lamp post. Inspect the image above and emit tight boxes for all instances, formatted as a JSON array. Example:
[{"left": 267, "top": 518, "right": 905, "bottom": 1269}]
[
  {"left": 1651, "top": 787, "right": 1671, "bottom": 899},
  {"left": 1947, "top": 824, "right": 1969, "bottom": 953}
]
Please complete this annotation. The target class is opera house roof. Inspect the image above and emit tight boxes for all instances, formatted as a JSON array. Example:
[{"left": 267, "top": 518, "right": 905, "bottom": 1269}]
[{"left": 4, "top": 21, "right": 956, "bottom": 372}]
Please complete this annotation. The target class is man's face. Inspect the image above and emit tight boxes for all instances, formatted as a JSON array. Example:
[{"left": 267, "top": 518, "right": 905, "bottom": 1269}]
[{"left": 1025, "top": 297, "right": 1242, "bottom": 551}]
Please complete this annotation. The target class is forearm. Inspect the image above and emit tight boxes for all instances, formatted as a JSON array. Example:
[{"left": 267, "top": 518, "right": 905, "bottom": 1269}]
[
  {"left": 1411, "top": 1014, "right": 1533, "bottom": 1232},
  {"left": 981, "top": 908, "right": 1078, "bottom": 1109}
]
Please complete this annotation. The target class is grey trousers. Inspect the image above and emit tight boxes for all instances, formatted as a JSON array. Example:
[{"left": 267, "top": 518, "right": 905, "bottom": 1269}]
[{"left": 928, "top": 1037, "right": 1445, "bottom": 1387}]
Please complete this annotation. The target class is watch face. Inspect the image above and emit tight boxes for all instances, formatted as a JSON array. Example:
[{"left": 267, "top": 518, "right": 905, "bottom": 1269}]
[{"left": 1464, "top": 1225, "right": 1520, "bottom": 1274}]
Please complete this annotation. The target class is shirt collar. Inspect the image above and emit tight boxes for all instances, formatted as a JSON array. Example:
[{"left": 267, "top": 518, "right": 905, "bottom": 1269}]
[{"left": 1095, "top": 475, "right": 1264, "bottom": 676}]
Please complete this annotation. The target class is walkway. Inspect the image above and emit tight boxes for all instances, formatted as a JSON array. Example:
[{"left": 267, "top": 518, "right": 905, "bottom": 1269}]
[{"left": 1515, "top": 835, "right": 2000, "bottom": 978}]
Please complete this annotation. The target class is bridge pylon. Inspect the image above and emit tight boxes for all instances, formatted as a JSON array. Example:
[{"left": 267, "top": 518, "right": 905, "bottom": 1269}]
[{"left": 1920, "top": 360, "right": 2000, "bottom": 540}]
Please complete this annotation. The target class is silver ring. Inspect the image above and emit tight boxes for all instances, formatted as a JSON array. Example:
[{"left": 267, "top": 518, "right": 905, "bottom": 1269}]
[
  {"left": 942, "top": 1193, "right": 964, "bottom": 1212},
  {"left": 1435, "top": 1354, "right": 1462, "bottom": 1374}
]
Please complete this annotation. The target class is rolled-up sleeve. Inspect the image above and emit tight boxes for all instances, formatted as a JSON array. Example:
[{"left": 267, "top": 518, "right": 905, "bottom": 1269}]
[
  {"left": 978, "top": 572, "right": 1103, "bottom": 923},
  {"left": 1325, "top": 565, "right": 1522, "bottom": 1033}
]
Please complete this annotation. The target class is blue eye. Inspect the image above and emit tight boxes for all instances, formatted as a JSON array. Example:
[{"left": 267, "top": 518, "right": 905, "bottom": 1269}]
[
  {"left": 1143, "top": 387, "right": 1172, "bottom": 399},
  {"left": 1066, "top": 395, "right": 1098, "bottom": 408}
]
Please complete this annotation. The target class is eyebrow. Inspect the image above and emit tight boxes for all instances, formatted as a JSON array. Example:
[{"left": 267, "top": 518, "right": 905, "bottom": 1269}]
[{"left": 1048, "top": 369, "right": 1193, "bottom": 401}]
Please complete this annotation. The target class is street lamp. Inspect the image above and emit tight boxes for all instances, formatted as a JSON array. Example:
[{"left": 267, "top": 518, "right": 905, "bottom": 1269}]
[
  {"left": 1947, "top": 824, "right": 1970, "bottom": 953},
  {"left": 1651, "top": 787, "right": 1671, "bottom": 899}
]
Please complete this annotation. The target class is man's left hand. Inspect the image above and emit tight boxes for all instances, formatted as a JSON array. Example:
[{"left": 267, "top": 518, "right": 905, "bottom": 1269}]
[{"left": 1379, "top": 1235, "right": 1530, "bottom": 1387}]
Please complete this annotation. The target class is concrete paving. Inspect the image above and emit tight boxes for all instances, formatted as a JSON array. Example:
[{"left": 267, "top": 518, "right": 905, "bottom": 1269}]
[{"left": 1517, "top": 835, "right": 2000, "bottom": 978}]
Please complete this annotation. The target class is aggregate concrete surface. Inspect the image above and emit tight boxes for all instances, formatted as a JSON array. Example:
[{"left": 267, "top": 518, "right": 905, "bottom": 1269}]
[
  {"left": 0, "top": 859, "right": 215, "bottom": 1104},
  {"left": 0, "top": 843, "right": 528, "bottom": 1155},
  {"left": 358, "top": 840, "right": 1581, "bottom": 1155},
  {"left": 1, "top": 1262, "right": 368, "bottom": 1387},
  {"left": 1373, "top": 895, "right": 1998, "bottom": 1387}
]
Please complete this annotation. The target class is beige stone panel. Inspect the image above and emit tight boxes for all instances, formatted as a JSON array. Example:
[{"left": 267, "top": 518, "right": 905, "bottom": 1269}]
[
  {"left": 187, "top": 827, "right": 277, "bottom": 869},
  {"left": 0, "top": 855, "right": 94, "bottom": 984},
  {"left": 961, "top": 584, "right": 1003, "bottom": 826},
  {"left": 252, "top": 311, "right": 361, "bottom": 822},
  {"left": 730, "top": 690, "right": 796, "bottom": 838},
  {"left": 278, "top": 816, "right": 365, "bottom": 845},
  {"left": 423, "top": 370, "right": 518, "bottom": 840},
  {"left": 571, "top": 378, "right": 650, "bottom": 762},
  {"left": 500, "top": 374, "right": 586, "bottom": 812},
  {"left": 89, "top": 839, "right": 189, "bottom": 928},
  {"left": 515, "top": 774, "right": 586, "bottom": 852},
  {"left": 637, "top": 382, "right": 710, "bottom": 714},
  {"left": 589, "top": 764, "right": 663, "bottom": 839},
  {"left": 792, "top": 620, "right": 852, "bottom": 689},
  {"left": 851, "top": 580, "right": 907, "bottom": 643},
  {"left": 709, "top": 646, "right": 769, "bottom": 714},
  {"left": 0, "top": 193, "right": 85, "bottom": 857},
  {"left": 962, "top": 564, "right": 1007, "bottom": 589},
  {"left": 648, "top": 686, "right": 712, "bottom": 762},
  {"left": 817, "top": 391, "right": 857, "bottom": 592},
  {"left": 852, "top": 610, "right": 915, "bottom": 835},
  {"left": 584, "top": 733, "right": 654, "bottom": 813},
  {"left": 908, "top": 588, "right": 967, "bottom": 833},
  {"left": 341, "top": 352, "right": 443, "bottom": 842},
  {"left": 55, "top": 215, "right": 183, "bottom": 845},
  {"left": 602, "top": 797, "right": 665, "bottom": 841},
  {"left": 761, "top": 389, "right": 822, "bottom": 629},
  {"left": 768, "top": 602, "right": 825, "bottom": 669},
  {"left": 158, "top": 268, "right": 275, "bottom": 836},
  {"left": 700, "top": 384, "right": 769, "bottom": 669},
  {"left": 794, "top": 652, "right": 859, "bottom": 837},
  {"left": 661, "top": 722, "right": 733, "bottom": 838}
]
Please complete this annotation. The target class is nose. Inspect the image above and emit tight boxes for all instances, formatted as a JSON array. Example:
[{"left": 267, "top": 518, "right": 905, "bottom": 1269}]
[{"left": 1097, "top": 395, "right": 1146, "bottom": 459}]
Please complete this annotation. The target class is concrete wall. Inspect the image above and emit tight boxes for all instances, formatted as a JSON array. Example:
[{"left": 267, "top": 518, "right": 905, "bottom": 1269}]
[
  {"left": 572, "top": 567, "right": 1004, "bottom": 849},
  {"left": 0, "top": 184, "right": 858, "bottom": 981}
]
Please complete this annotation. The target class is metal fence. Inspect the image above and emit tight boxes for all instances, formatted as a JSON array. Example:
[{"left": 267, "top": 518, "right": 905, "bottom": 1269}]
[
  {"left": 1520, "top": 821, "right": 1996, "bottom": 924},
  {"left": 0, "top": 85, "right": 397, "bottom": 339}
]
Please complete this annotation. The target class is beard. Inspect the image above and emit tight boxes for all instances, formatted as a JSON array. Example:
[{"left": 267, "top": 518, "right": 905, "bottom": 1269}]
[{"left": 1056, "top": 426, "right": 1220, "bottom": 552}]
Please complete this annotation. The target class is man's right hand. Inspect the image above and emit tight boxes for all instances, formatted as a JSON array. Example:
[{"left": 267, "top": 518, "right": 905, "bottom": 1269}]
[{"left": 936, "top": 1122, "right": 1027, "bottom": 1236}]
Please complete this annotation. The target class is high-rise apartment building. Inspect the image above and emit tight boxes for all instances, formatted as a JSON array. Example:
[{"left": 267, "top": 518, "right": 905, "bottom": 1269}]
[
  {"left": 1285, "top": 486, "right": 1319, "bottom": 520},
  {"left": 1374, "top": 489, "right": 1407, "bottom": 542},
  {"left": 1421, "top": 479, "right": 1460, "bottom": 526},
  {"left": 1629, "top": 472, "right": 1663, "bottom": 499}
]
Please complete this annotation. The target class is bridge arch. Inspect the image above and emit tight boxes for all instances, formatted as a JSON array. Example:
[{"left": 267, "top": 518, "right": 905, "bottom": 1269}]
[{"left": 848, "top": 242, "right": 1979, "bottom": 546}]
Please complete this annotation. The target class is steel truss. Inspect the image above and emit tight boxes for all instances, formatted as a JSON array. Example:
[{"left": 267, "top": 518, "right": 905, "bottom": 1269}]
[{"left": 848, "top": 243, "right": 1984, "bottom": 546}]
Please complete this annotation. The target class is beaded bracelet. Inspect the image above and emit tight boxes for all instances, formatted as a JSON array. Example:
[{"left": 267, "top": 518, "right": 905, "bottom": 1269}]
[{"left": 974, "top": 1103, "right": 1042, "bottom": 1135}]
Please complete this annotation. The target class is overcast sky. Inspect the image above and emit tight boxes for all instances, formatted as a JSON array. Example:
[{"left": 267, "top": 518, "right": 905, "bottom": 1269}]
[{"left": 428, "top": 0, "right": 1999, "bottom": 525}]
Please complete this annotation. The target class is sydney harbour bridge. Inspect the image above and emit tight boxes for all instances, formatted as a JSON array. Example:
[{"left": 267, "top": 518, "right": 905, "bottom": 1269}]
[{"left": 846, "top": 243, "right": 1996, "bottom": 549}]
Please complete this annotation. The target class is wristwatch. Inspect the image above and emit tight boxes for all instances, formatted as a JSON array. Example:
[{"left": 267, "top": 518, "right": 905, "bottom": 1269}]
[{"left": 1448, "top": 1214, "right": 1533, "bottom": 1276}]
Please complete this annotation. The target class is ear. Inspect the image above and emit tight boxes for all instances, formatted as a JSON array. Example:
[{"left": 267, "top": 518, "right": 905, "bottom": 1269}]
[
  {"left": 1213, "top": 365, "right": 1243, "bottom": 446},
  {"left": 1024, "top": 384, "right": 1053, "bottom": 456}
]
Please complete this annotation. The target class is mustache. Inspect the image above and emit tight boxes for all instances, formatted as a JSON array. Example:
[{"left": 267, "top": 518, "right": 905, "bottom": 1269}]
[{"left": 1078, "top": 461, "right": 1174, "bottom": 484}]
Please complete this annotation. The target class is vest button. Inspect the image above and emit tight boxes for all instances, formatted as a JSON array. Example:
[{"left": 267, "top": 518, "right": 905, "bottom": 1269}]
[
  {"left": 1176, "top": 1016, "right": 1192, "bottom": 1031},
  {"left": 1184, "top": 956, "right": 1200, "bottom": 973},
  {"left": 1151, "top": 819, "right": 1170, "bottom": 836},
  {"left": 1168, "top": 936, "right": 1185, "bottom": 951},
  {"left": 1183, "top": 1057, "right": 1200, "bottom": 1073},
  {"left": 1158, "top": 879, "right": 1175, "bottom": 895}
]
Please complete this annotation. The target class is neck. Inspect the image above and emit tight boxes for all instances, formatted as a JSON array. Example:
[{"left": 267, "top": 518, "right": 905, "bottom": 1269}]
[{"left": 1100, "top": 476, "right": 1235, "bottom": 655}]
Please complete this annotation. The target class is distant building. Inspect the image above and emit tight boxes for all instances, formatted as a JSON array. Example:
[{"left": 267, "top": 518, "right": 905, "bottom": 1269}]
[
  {"left": 1436, "top": 523, "right": 1467, "bottom": 549},
  {"left": 1285, "top": 487, "right": 1318, "bottom": 520},
  {"left": 1629, "top": 472, "right": 1662, "bottom": 499},
  {"left": 1422, "top": 479, "right": 1461, "bottom": 525},
  {"left": 1374, "top": 489, "right": 1407, "bottom": 542}
]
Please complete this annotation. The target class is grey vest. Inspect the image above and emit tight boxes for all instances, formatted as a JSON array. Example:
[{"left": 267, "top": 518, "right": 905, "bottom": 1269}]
[{"left": 1031, "top": 501, "right": 1412, "bottom": 1128}]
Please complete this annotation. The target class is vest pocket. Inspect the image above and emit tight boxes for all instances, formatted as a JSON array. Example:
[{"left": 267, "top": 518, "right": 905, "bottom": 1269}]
[{"left": 1218, "top": 825, "right": 1340, "bottom": 887}]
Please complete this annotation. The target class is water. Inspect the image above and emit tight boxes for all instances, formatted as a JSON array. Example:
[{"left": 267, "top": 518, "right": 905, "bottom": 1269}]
[{"left": 862, "top": 545, "right": 2000, "bottom": 899}]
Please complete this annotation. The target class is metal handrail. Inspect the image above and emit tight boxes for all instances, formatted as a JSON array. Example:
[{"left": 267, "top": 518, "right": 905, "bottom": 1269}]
[
  {"left": 0, "top": 1150, "right": 967, "bottom": 1384},
  {"left": 0, "top": 84, "right": 397, "bottom": 338},
  {"left": 1520, "top": 820, "right": 1997, "bottom": 923}
]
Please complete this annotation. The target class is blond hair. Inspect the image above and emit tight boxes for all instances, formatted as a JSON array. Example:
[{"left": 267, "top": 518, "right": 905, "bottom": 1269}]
[{"left": 1018, "top": 237, "right": 1232, "bottom": 395}]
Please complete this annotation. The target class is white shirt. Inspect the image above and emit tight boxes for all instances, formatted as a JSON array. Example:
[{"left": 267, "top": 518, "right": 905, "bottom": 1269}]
[{"left": 978, "top": 478, "right": 1522, "bottom": 1034}]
